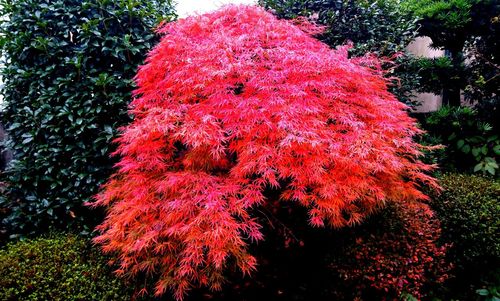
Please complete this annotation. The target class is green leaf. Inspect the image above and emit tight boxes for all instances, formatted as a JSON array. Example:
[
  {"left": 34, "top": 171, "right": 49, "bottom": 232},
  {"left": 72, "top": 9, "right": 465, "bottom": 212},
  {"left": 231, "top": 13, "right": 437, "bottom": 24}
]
[
  {"left": 8, "top": 123, "right": 21, "bottom": 130},
  {"left": 494, "top": 145, "right": 500, "bottom": 155},
  {"left": 484, "top": 157, "right": 497, "bottom": 165},
  {"left": 473, "top": 163, "right": 483, "bottom": 172},
  {"left": 482, "top": 145, "right": 488, "bottom": 155},
  {"left": 468, "top": 136, "right": 483, "bottom": 144},
  {"left": 487, "top": 135, "right": 498, "bottom": 143},
  {"left": 104, "top": 125, "right": 113, "bottom": 135},
  {"left": 485, "top": 165, "right": 496, "bottom": 175},
  {"left": 22, "top": 137, "right": 33, "bottom": 144},
  {"left": 477, "top": 289, "right": 490, "bottom": 296}
]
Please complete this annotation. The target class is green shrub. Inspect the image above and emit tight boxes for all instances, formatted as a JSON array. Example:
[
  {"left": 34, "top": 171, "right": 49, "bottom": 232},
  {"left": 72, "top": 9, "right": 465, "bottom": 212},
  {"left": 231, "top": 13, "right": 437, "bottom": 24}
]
[
  {"left": 430, "top": 173, "right": 500, "bottom": 299},
  {"left": 421, "top": 106, "right": 499, "bottom": 176},
  {"left": 0, "top": 233, "right": 132, "bottom": 301},
  {"left": 260, "top": 0, "right": 418, "bottom": 56},
  {"left": 0, "top": 0, "right": 176, "bottom": 237},
  {"left": 434, "top": 173, "right": 499, "bottom": 268}
]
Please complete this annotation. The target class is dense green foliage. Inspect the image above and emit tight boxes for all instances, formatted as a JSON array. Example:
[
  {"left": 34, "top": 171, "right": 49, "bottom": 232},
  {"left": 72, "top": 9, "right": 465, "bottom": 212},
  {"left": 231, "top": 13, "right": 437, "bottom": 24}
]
[
  {"left": 258, "top": 0, "right": 421, "bottom": 106},
  {"left": 464, "top": 12, "right": 500, "bottom": 129},
  {"left": 434, "top": 173, "right": 499, "bottom": 269},
  {"left": 432, "top": 173, "right": 500, "bottom": 299},
  {"left": 412, "top": 56, "right": 458, "bottom": 94},
  {"left": 0, "top": 233, "right": 132, "bottom": 301},
  {"left": 421, "top": 106, "right": 499, "bottom": 176},
  {"left": 0, "top": 0, "right": 176, "bottom": 237}
]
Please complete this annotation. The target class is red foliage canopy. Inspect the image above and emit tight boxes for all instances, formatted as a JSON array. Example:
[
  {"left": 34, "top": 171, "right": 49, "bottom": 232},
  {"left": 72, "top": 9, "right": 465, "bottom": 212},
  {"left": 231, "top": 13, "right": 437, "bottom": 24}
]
[{"left": 91, "top": 5, "right": 437, "bottom": 299}]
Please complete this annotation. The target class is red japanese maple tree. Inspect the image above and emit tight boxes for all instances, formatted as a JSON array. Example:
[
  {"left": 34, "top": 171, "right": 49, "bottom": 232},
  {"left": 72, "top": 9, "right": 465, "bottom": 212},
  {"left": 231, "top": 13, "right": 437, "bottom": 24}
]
[{"left": 91, "top": 5, "right": 438, "bottom": 300}]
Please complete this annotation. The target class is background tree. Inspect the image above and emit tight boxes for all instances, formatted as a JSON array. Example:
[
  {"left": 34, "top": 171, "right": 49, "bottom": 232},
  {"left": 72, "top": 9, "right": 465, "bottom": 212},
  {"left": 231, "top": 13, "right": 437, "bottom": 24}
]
[
  {"left": 405, "top": 0, "right": 499, "bottom": 178},
  {"left": 259, "top": 0, "right": 422, "bottom": 106},
  {"left": 463, "top": 6, "right": 499, "bottom": 128},
  {"left": 403, "top": 0, "right": 500, "bottom": 108},
  {"left": 0, "top": 0, "right": 176, "bottom": 237}
]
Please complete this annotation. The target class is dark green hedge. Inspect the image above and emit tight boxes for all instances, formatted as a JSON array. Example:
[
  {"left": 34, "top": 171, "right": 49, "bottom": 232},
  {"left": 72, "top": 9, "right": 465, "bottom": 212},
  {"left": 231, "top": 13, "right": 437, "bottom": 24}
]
[
  {"left": 430, "top": 173, "right": 500, "bottom": 299},
  {"left": 434, "top": 173, "right": 499, "bottom": 268},
  {"left": 0, "top": 0, "right": 175, "bottom": 237},
  {"left": 0, "top": 233, "right": 131, "bottom": 301}
]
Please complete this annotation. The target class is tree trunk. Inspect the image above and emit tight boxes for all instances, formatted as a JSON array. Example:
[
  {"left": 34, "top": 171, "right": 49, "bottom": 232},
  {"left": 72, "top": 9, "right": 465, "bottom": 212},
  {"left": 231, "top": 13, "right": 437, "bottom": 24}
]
[{"left": 442, "top": 50, "right": 463, "bottom": 107}]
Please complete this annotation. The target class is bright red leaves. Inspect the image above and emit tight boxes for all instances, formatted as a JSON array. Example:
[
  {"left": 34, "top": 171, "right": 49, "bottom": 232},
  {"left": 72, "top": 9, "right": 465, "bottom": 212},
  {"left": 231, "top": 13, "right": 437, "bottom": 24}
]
[{"left": 91, "top": 5, "right": 437, "bottom": 300}]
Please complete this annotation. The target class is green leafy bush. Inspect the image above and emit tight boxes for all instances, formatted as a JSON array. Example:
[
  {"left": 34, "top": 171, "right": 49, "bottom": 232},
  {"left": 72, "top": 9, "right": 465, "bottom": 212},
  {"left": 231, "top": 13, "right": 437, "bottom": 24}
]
[
  {"left": 0, "top": 0, "right": 176, "bottom": 237},
  {"left": 0, "top": 233, "right": 132, "bottom": 301},
  {"left": 421, "top": 106, "right": 499, "bottom": 176},
  {"left": 434, "top": 173, "right": 499, "bottom": 269},
  {"left": 402, "top": 0, "right": 489, "bottom": 49},
  {"left": 430, "top": 173, "right": 500, "bottom": 299},
  {"left": 260, "top": 0, "right": 418, "bottom": 56}
]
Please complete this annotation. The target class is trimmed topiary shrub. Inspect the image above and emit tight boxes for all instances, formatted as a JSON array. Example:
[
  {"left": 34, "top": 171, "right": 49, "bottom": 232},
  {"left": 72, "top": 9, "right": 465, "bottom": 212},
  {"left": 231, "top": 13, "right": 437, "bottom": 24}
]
[
  {"left": 0, "top": 233, "right": 132, "bottom": 301},
  {"left": 0, "top": 0, "right": 176, "bottom": 237},
  {"left": 429, "top": 173, "right": 500, "bottom": 299},
  {"left": 329, "top": 201, "right": 451, "bottom": 300},
  {"left": 403, "top": 0, "right": 499, "bottom": 107},
  {"left": 434, "top": 173, "right": 499, "bottom": 269},
  {"left": 91, "top": 5, "right": 438, "bottom": 300}
]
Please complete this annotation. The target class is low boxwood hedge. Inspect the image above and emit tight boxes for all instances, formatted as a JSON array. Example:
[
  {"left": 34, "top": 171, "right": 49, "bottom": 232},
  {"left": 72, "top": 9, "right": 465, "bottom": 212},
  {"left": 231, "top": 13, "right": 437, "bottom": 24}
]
[
  {"left": 434, "top": 173, "right": 499, "bottom": 268},
  {"left": 0, "top": 233, "right": 132, "bottom": 301}
]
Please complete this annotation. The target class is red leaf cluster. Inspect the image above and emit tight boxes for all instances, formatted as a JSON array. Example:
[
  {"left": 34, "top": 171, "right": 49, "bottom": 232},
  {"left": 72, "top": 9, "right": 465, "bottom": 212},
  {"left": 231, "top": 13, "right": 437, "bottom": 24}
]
[
  {"left": 332, "top": 201, "right": 452, "bottom": 299},
  {"left": 91, "top": 5, "right": 438, "bottom": 300}
]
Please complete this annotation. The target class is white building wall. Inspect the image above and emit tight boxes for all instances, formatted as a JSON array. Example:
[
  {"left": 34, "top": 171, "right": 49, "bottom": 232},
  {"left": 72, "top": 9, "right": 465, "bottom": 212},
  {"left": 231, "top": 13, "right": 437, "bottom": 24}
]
[{"left": 406, "top": 36, "right": 445, "bottom": 112}]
